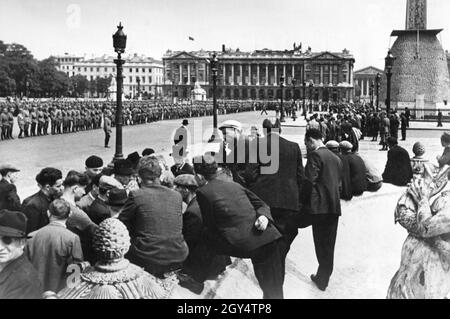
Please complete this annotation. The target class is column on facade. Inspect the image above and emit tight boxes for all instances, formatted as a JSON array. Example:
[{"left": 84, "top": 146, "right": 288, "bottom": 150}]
[
  {"left": 283, "top": 64, "right": 286, "bottom": 80},
  {"left": 330, "top": 65, "right": 333, "bottom": 85},
  {"left": 231, "top": 64, "right": 235, "bottom": 85},
  {"left": 248, "top": 64, "right": 252, "bottom": 85},
  {"left": 274, "top": 64, "right": 277, "bottom": 86},
  {"left": 205, "top": 62, "right": 208, "bottom": 85},
  {"left": 223, "top": 64, "right": 226, "bottom": 85},
  {"left": 187, "top": 63, "right": 191, "bottom": 85},
  {"left": 350, "top": 64, "right": 354, "bottom": 86},
  {"left": 256, "top": 64, "right": 260, "bottom": 85},
  {"left": 239, "top": 64, "right": 243, "bottom": 85},
  {"left": 320, "top": 65, "right": 324, "bottom": 84},
  {"left": 195, "top": 63, "right": 199, "bottom": 84},
  {"left": 346, "top": 62, "right": 350, "bottom": 84},
  {"left": 265, "top": 64, "right": 269, "bottom": 85},
  {"left": 292, "top": 64, "right": 295, "bottom": 82},
  {"left": 179, "top": 64, "right": 182, "bottom": 85}
]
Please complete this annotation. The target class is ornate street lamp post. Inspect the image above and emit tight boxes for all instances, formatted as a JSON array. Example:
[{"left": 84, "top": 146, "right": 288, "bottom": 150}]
[
  {"left": 375, "top": 73, "right": 381, "bottom": 111},
  {"left": 302, "top": 81, "right": 307, "bottom": 119},
  {"left": 279, "top": 76, "right": 286, "bottom": 122},
  {"left": 292, "top": 78, "right": 297, "bottom": 111},
  {"left": 370, "top": 81, "right": 374, "bottom": 108},
  {"left": 309, "top": 82, "right": 314, "bottom": 113},
  {"left": 112, "top": 22, "right": 127, "bottom": 162},
  {"left": 208, "top": 53, "right": 221, "bottom": 143},
  {"left": 385, "top": 50, "right": 395, "bottom": 115}
]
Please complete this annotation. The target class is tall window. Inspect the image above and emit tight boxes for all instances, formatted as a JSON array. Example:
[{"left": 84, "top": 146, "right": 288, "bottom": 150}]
[
  {"left": 142, "top": 68, "right": 145, "bottom": 73},
  {"left": 136, "top": 68, "right": 139, "bottom": 73},
  {"left": 142, "top": 76, "right": 145, "bottom": 83},
  {"left": 149, "top": 76, "right": 152, "bottom": 83},
  {"left": 129, "top": 68, "right": 132, "bottom": 72},
  {"left": 129, "top": 76, "right": 132, "bottom": 83},
  {"left": 90, "top": 67, "right": 93, "bottom": 72},
  {"left": 104, "top": 67, "right": 108, "bottom": 72}
]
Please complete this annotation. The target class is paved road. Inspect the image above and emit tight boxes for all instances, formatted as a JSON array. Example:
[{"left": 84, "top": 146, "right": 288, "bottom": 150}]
[{"left": 0, "top": 111, "right": 444, "bottom": 298}]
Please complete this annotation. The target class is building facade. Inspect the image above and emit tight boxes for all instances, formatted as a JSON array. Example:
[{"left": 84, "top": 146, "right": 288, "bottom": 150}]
[
  {"left": 162, "top": 46, "right": 355, "bottom": 102},
  {"left": 53, "top": 53, "right": 164, "bottom": 98},
  {"left": 354, "top": 66, "right": 384, "bottom": 103}
]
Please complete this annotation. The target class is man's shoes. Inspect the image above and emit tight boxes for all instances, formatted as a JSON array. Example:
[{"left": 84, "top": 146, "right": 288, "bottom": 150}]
[
  {"left": 177, "top": 272, "right": 204, "bottom": 295},
  {"left": 310, "top": 274, "right": 327, "bottom": 292},
  {"left": 105, "top": 146, "right": 110, "bottom": 148}
]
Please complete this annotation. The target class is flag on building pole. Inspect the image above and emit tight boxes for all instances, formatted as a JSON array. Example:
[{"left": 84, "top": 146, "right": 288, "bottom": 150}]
[{"left": 189, "top": 36, "right": 194, "bottom": 41}]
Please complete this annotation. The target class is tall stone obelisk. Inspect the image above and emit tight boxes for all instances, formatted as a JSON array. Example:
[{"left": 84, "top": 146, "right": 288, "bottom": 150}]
[
  {"left": 381, "top": 0, "right": 450, "bottom": 112},
  {"left": 406, "top": 0, "right": 427, "bottom": 30}
]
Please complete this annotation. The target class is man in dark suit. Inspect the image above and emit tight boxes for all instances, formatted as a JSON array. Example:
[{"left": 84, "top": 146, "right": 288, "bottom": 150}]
[
  {"left": 382, "top": 137, "right": 413, "bottom": 187},
  {"left": 22, "top": 168, "right": 64, "bottom": 234},
  {"left": 174, "top": 174, "right": 231, "bottom": 294},
  {"left": 193, "top": 155, "right": 284, "bottom": 299},
  {"left": 249, "top": 118, "right": 304, "bottom": 270},
  {"left": 119, "top": 156, "right": 188, "bottom": 278},
  {"left": 339, "top": 141, "right": 367, "bottom": 197},
  {"left": 0, "top": 164, "right": 21, "bottom": 212},
  {"left": 173, "top": 119, "right": 189, "bottom": 157},
  {"left": 304, "top": 129, "right": 342, "bottom": 292},
  {"left": 326, "top": 140, "right": 352, "bottom": 201}
]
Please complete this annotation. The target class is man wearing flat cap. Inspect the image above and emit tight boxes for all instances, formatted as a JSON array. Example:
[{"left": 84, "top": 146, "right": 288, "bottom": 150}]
[
  {"left": 0, "top": 164, "right": 21, "bottom": 211},
  {"left": 339, "top": 141, "right": 367, "bottom": 197},
  {"left": 174, "top": 174, "right": 231, "bottom": 294},
  {"left": 0, "top": 210, "right": 43, "bottom": 299},
  {"left": 326, "top": 141, "right": 352, "bottom": 201},
  {"left": 88, "top": 175, "right": 124, "bottom": 225}
]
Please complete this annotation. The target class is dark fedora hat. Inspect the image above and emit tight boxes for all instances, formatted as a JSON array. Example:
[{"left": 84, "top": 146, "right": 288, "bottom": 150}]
[
  {"left": 182, "top": 119, "right": 189, "bottom": 126},
  {"left": 107, "top": 188, "right": 128, "bottom": 207},
  {"left": 0, "top": 210, "right": 29, "bottom": 238},
  {"left": 114, "top": 159, "right": 134, "bottom": 176}
]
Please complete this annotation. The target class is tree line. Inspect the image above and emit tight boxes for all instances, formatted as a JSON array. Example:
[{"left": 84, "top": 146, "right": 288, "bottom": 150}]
[{"left": 0, "top": 41, "right": 112, "bottom": 98}]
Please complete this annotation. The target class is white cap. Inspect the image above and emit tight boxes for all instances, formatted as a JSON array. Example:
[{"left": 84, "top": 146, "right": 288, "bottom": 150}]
[{"left": 219, "top": 120, "right": 242, "bottom": 132}]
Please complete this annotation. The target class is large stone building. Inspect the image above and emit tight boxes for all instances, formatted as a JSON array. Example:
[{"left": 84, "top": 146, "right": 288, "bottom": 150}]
[
  {"left": 54, "top": 53, "right": 164, "bottom": 98},
  {"left": 162, "top": 45, "right": 355, "bottom": 102},
  {"left": 381, "top": 0, "right": 450, "bottom": 111},
  {"left": 354, "top": 66, "right": 384, "bottom": 103}
]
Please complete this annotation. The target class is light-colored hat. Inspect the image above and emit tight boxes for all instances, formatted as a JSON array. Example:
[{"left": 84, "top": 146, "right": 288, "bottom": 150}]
[
  {"left": 326, "top": 140, "right": 340, "bottom": 149},
  {"left": 174, "top": 174, "right": 198, "bottom": 188},
  {"left": 219, "top": 120, "right": 242, "bottom": 132},
  {"left": 99, "top": 176, "right": 124, "bottom": 190},
  {"left": 339, "top": 141, "right": 353, "bottom": 151}
]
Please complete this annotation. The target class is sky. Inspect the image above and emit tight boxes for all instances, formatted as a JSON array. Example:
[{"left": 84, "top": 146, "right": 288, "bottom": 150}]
[{"left": 1, "top": 0, "right": 450, "bottom": 70}]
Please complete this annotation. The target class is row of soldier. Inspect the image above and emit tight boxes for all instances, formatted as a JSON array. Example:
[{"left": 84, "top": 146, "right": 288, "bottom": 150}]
[{"left": 0, "top": 99, "right": 261, "bottom": 141}]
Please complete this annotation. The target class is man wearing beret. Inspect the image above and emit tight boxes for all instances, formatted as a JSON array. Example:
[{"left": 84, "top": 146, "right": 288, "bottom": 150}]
[
  {"left": 0, "top": 164, "right": 21, "bottom": 212},
  {"left": 0, "top": 210, "right": 43, "bottom": 299},
  {"left": 84, "top": 155, "right": 104, "bottom": 195}
]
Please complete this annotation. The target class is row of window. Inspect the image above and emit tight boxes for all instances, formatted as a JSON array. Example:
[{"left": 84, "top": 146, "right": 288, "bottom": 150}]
[{"left": 73, "top": 67, "right": 161, "bottom": 73}]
